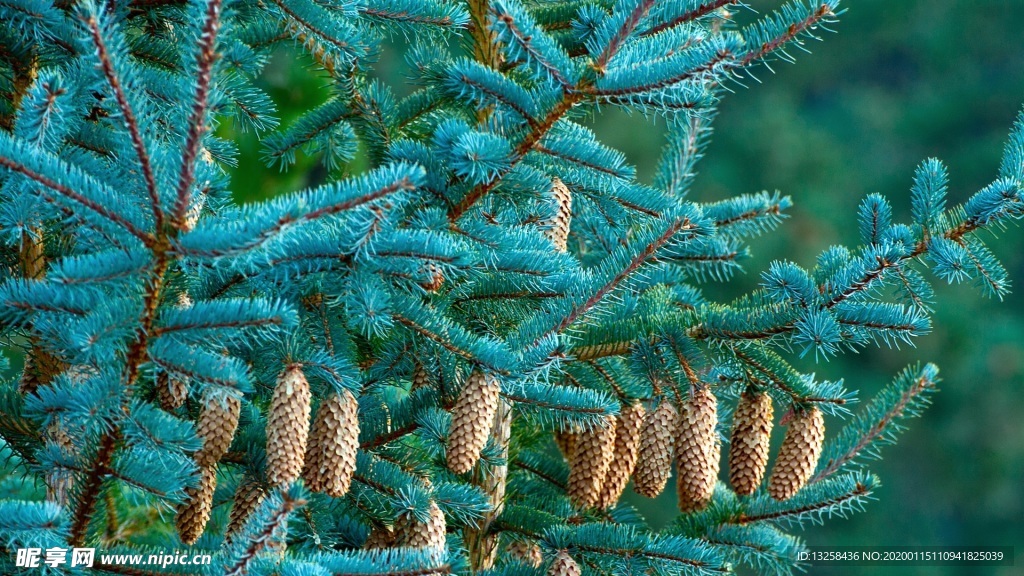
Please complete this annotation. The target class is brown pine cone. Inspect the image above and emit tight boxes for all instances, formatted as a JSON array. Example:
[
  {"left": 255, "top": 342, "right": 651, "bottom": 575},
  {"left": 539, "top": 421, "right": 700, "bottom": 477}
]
[
  {"left": 194, "top": 390, "right": 241, "bottom": 467},
  {"left": 176, "top": 465, "right": 217, "bottom": 545},
  {"left": 446, "top": 370, "right": 501, "bottom": 474},
  {"left": 597, "top": 402, "right": 646, "bottom": 509},
  {"left": 767, "top": 405, "right": 825, "bottom": 501},
  {"left": 554, "top": 427, "right": 579, "bottom": 462},
  {"left": 303, "top": 389, "right": 360, "bottom": 497},
  {"left": 543, "top": 178, "right": 572, "bottom": 252},
  {"left": 412, "top": 362, "right": 430, "bottom": 390},
  {"left": 364, "top": 525, "right": 396, "bottom": 549},
  {"left": 567, "top": 415, "right": 617, "bottom": 509},
  {"left": 226, "top": 477, "right": 265, "bottom": 538},
  {"left": 157, "top": 372, "right": 189, "bottom": 411},
  {"left": 729, "top": 390, "right": 773, "bottom": 496},
  {"left": 394, "top": 501, "right": 447, "bottom": 550},
  {"left": 675, "top": 387, "right": 720, "bottom": 513},
  {"left": 266, "top": 364, "right": 312, "bottom": 487},
  {"left": 505, "top": 538, "right": 543, "bottom": 567},
  {"left": 547, "top": 550, "right": 581, "bottom": 576},
  {"left": 632, "top": 399, "right": 678, "bottom": 498}
]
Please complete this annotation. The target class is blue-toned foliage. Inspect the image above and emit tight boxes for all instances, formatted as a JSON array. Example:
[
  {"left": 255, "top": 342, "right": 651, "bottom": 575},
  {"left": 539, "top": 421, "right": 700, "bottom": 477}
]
[{"left": 0, "top": 0, "right": 1021, "bottom": 574}]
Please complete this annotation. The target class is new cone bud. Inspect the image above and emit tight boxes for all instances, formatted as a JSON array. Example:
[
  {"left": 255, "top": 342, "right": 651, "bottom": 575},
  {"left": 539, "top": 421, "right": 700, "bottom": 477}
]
[
  {"left": 729, "top": 390, "right": 773, "bottom": 496},
  {"left": 447, "top": 370, "right": 501, "bottom": 474},
  {"left": 675, "top": 387, "right": 720, "bottom": 512},
  {"left": 548, "top": 550, "right": 581, "bottom": 576},
  {"left": 303, "top": 389, "right": 360, "bottom": 497},
  {"left": 632, "top": 398, "right": 678, "bottom": 498},
  {"left": 266, "top": 364, "right": 312, "bottom": 487},
  {"left": 597, "top": 402, "right": 645, "bottom": 509},
  {"left": 567, "top": 414, "right": 617, "bottom": 509},
  {"left": 194, "top": 389, "right": 241, "bottom": 467},
  {"left": 176, "top": 465, "right": 216, "bottom": 545},
  {"left": 768, "top": 405, "right": 825, "bottom": 501}
]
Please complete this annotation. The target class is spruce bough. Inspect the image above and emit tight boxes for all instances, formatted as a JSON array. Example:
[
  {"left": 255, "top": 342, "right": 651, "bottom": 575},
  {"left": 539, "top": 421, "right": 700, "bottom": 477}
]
[{"left": 0, "top": 1, "right": 1022, "bottom": 575}]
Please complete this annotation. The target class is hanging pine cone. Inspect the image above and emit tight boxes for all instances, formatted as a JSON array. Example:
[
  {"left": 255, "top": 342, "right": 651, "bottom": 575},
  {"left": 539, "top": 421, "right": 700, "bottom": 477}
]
[
  {"left": 505, "top": 538, "right": 543, "bottom": 567},
  {"left": 767, "top": 405, "right": 825, "bottom": 501},
  {"left": 226, "top": 477, "right": 265, "bottom": 538},
  {"left": 729, "top": 390, "right": 773, "bottom": 496},
  {"left": 632, "top": 399, "right": 678, "bottom": 498},
  {"left": 393, "top": 501, "right": 447, "bottom": 550},
  {"left": 302, "top": 389, "right": 360, "bottom": 497},
  {"left": 194, "top": 390, "right": 241, "bottom": 467},
  {"left": 675, "top": 387, "right": 720, "bottom": 513},
  {"left": 364, "top": 525, "right": 396, "bottom": 549},
  {"left": 447, "top": 370, "right": 501, "bottom": 474},
  {"left": 567, "top": 415, "right": 617, "bottom": 509},
  {"left": 266, "top": 364, "right": 312, "bottom": 487},
  {"left": 547, "top": 550, "right": 581, "bottom": 576},
  {"left": 597, "top": 402, "right": 646, "bottom": 509},
  {"left": 543, "top": 177, "right": 572, "bottom": 252},
  {"left": 176, "top": 465, "right": 217, "bottom": 545},
  {"left": 412, "top": 362, "right": 430, "bottom": 390},
  {"left": 157, "top": 371, "right": 189, "bottom": 411},
  {"left": 554, "top": 426, "right": 579, "bottom": 463}
]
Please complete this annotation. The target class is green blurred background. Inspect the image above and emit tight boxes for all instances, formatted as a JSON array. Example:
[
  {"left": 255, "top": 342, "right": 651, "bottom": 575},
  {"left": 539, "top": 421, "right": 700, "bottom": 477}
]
[{"left": 223, "top": 1, "right": 1024, "bottom": 573}]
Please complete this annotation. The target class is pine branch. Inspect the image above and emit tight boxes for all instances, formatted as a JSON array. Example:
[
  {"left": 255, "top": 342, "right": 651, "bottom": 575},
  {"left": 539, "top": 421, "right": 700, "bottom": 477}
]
[
  {"left": 82, "top": 11, "right": 162, "bottom": 232},
  {"left": 172, "top": 0, "right": 223, "bottom": 231}
]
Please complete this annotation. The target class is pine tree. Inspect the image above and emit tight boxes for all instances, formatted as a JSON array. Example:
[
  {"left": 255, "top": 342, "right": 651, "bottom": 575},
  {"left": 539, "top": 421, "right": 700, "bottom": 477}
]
[{"left": 0, "top": 1, "right": 1022, "bottom": 575}]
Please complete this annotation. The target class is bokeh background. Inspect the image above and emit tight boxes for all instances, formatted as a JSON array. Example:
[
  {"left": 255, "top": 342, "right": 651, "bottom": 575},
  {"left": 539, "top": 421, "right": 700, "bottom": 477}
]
[{"left": 221, "top": 1, "right": 1024, "bottom": 574}]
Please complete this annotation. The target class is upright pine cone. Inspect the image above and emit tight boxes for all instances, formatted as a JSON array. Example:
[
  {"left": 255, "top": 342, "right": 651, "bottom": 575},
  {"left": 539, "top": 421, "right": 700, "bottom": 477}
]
[
  {"left": 176, "top": 465, "right": 216, "bottom": 545},
  {"left": 567, "top": 415, "right": 617, "bottom": 509},
  {"left": 543, "top": 177, "right": 572, "bottom": 252},
  {"left": 393, "top": 501, "right": 447, "bottom": 550},
  {"left": 447, "top": 370, "right": 501, "bottom": 474},
  {"left": 505, "top": 538, "right": 543, "bottom": 567},
  {"left": 632, "top": 399, "right": 678, "bottom": 498},
  {"left": 675, "top": 387, "right": 720, "bottom": 513},
  {"left": 728, "top": 390, "right": 773, "bottom": 496},
  {"left": 157, "top": 372, "right": 189, "bottom": 411},
  {"left": 597, "top": 402, "right": 646, "bottom": 509},
  {"left": 547, "top": 550, "right": 581, "bottom": 576},
  {"left": 302, "top": 389, "right": 360, "bottom": 497},
  {"left": 767, "top": 405, "right": 825, "bottom": 501},
  {"left": 412, "top": 362, "right": 430, "bottom": 390},
  {"left": 194, "top": 390, "right": 241, "bottom": 467},
  {"left": 266, "top": 364, "right": 312, "bottom": 487},
  {"left": 226, "top": 477, "right": 265, "bottom": 538}
]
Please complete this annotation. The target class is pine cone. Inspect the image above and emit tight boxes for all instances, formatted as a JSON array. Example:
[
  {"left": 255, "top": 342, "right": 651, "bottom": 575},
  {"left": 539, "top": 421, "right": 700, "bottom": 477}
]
[
  {"left": 412, "top": 362, "right": 430, "bottom": 390},
  {"left": 554, "top": 427, "right": 578, "bottom": 462},
  {"left": 547, "top": 550, "right": 581, "bottom": 576},
  {"left": 194, "top": 390, "right": 241, "bottom": 467},
  {"left": 675, "top": 387, "right": 719, "bottom": 513},
  {"left": 505, "top": 538, "right": 543, "bottom": 567},
  {"left": 632, "top": 399, "right": 678, "bottom": 498},
  {"left": 543, "top": 178, "right": 572, "bottom": 252},
  {"left": 176, "top": 465, "right": 217, "bottom": 545},
  {"left": 266, "top": 364, "right": 312, "bottom": 487},
  {"left": 728, "top": 390, "right": 773, "bottom": 496},
  {"left": 447, "top": 370, "right": 501, "bottom": 474},
  {"left": 597, "top": 402, "right": 645, "bottom": 509},
  {"left": 394, "top": 501, "right": 447, "bottom": 550},
  {"left": 767, "top": 405, "right": 825, "bottom": 501},
  {"left": 303, "top": 389, "right": 360, "bottom": 497},
  {"left": 567, "top": 415, "right": 617, "bottom": 509},
  {"left": 364, "top": 526, "right": 396, "bottom": 549},
  {"left": 226, "top": 477, "right": 265, "bottom": 538},
  {"left": 157, "top": 371, "right": 189, "bottom": 411}
]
